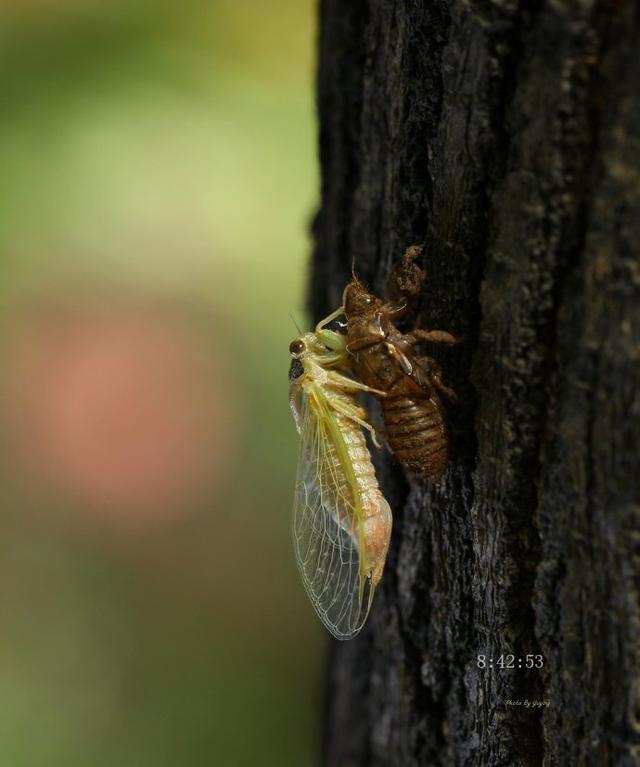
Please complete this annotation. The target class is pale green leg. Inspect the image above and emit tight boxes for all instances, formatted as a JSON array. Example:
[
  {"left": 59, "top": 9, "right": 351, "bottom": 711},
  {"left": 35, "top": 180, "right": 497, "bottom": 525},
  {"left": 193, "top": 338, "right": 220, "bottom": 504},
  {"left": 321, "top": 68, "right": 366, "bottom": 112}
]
[
  {"left": 315, "top": 306, "right": 347, "bottom": 353},
  {"left": 327, "top": 370, "right": 386, "bottom": 398},
  {"left": 329, "top": 396, "right": 382, "bottom": 449}
]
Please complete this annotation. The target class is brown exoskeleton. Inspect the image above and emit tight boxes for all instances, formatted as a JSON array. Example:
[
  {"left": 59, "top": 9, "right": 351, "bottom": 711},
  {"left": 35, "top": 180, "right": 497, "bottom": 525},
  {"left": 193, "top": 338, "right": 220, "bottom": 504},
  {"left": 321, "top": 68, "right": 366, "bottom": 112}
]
[{"left": 342, "top": 246, "right": 459, "bottom": 483}]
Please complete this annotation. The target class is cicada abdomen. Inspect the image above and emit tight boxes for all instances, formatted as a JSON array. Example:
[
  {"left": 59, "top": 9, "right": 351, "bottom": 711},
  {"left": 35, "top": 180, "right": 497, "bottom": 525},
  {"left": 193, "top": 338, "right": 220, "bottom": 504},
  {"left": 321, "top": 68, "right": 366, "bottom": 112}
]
[{"left": 382, "top": 384, "right": 448, "bottom": 483}]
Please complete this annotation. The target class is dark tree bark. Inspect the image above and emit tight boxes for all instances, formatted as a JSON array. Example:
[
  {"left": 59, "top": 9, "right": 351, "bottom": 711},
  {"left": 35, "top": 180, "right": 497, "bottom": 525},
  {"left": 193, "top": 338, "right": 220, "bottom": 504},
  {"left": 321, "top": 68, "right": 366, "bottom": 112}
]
[{"left": 310, "top": 2, "right": 640, "bottom": 766}]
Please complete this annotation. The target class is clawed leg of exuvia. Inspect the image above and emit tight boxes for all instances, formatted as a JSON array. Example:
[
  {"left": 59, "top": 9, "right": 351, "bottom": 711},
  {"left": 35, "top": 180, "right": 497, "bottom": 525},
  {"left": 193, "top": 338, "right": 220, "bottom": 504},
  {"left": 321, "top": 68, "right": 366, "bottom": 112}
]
[
  {"left": 412, "top": 356, "right": 458, "bottom": 402},
  {"left": 424, "top": 366, "right": 458, "bottom": 402},
  {"left": 431, "top": 374, "right": 458, "bottom": 402},
  {"left": 408, "top": 329, "right": 462, "bottom": 346}
]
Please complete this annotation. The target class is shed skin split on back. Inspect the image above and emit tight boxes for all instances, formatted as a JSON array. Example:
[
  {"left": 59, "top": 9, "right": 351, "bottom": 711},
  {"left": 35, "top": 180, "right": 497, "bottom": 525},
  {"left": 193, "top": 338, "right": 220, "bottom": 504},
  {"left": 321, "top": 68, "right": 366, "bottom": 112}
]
[{"left": 342, "top": 246, "right": 459, "bottom": 483}]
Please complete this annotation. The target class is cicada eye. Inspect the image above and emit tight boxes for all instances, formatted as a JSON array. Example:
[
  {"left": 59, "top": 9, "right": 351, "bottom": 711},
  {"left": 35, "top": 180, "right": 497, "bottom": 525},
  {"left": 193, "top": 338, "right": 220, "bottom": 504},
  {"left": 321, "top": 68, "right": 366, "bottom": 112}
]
[{"left": 289, "top": 339, "right": 306, "bottom": 357}]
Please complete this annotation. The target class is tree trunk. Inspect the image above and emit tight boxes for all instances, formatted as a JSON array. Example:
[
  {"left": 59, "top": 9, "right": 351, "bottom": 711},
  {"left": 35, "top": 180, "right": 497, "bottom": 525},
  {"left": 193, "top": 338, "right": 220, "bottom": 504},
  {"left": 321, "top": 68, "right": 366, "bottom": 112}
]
[{"left": 310, "top": 2, "right": 640, "bottom": 765}]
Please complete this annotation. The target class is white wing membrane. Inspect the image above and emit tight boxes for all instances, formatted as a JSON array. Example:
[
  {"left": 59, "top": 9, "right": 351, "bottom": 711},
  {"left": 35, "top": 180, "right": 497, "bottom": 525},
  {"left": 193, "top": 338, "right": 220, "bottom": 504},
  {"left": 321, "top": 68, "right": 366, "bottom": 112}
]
[{"left": 292, "top": 392, "right": 373, "bottom": 639}]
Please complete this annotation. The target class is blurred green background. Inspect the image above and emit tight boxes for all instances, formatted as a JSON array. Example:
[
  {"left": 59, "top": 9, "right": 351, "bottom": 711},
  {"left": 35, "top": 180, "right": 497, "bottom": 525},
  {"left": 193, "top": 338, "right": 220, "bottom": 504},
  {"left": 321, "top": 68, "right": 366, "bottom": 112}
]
[{"left": 0, "top": 2, "right": 324, "bottom": 765}]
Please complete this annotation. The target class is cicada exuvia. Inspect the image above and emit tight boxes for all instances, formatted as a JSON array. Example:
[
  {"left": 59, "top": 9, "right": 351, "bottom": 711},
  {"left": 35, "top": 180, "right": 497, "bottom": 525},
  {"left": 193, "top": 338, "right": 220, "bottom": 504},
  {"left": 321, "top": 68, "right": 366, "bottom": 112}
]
[
  {"left": 289, "top": 309, "right": 392, "bottom": 640},
  {"left": 342, "top": 246, "right": 460, "bottom": 483}
]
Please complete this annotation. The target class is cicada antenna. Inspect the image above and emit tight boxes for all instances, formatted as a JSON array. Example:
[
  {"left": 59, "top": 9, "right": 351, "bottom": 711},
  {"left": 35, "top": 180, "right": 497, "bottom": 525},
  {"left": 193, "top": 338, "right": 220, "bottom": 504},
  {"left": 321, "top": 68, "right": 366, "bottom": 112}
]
[
  {"left": 289, "top": 314, "right": 303, "bottom": 335},
  {"left": 351, "top": 255, "right": 359, "bottom": 282}
]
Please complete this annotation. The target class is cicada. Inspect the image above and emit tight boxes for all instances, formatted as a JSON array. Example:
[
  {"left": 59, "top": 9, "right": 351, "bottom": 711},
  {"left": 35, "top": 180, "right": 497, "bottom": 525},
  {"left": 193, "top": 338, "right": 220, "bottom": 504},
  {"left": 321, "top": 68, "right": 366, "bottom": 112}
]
[
  {"left": 289, "top": 309, "right": 392, "bottom": 639},
  {"left": 342, "top": 246, "right": 459, "bottom": 483}
]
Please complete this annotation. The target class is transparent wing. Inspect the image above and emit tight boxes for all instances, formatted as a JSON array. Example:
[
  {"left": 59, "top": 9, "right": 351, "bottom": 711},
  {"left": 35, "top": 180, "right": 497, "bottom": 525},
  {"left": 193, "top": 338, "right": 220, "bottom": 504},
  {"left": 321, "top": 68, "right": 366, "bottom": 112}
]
[{"left": 292, "top": 388, "right": 374, "bottom": 640}]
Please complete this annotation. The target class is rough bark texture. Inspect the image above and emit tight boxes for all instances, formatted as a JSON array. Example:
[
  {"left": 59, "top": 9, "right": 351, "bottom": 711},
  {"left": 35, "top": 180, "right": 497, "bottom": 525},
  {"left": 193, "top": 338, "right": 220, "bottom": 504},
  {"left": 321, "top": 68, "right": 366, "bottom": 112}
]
[{"left": 311, "top": 1, "right": 640, "bottom": 765}]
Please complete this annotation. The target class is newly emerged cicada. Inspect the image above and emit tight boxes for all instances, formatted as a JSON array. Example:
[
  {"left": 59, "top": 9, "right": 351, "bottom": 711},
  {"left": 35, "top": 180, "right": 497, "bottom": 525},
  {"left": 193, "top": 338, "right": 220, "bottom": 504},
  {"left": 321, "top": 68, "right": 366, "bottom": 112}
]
[{"left": 289, "top": 309, "right": 392, "bottom": 640}]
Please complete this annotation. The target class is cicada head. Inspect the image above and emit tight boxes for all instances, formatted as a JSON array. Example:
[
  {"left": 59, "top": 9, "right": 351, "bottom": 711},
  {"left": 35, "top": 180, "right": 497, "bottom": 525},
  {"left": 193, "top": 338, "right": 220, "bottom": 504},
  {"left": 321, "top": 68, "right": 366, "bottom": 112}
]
[
  {"left": 288, "top": 333, "right": 320, "bottom": 374},
  {"left": 290, "top": 330, "right": 346, "bottom": 371},
  {"left": 342, "top": 280, "right": 383, "bottom": 318},
  {"left": 288, "top": 337, "right": 310, "bottom": 385},
  {"left": 288, "top": 332, "right": 321, "bottom": 363},
  {"left": 289, "top": 337, "right": 306, "bottom": 360},
  {"left": 288, "top": 336, "right": 313, "bottom": 433}
]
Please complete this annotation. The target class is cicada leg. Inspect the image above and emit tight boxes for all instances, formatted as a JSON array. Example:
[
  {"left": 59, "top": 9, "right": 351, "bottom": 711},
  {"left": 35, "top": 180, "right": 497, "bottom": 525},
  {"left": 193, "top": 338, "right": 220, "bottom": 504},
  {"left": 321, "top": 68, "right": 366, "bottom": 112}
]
[
  {"left": 326, "top": 370, "right": 386, "bottom": 398},
  {"left": 327, "top": 394, "right": 383, "bottom": 449},
  {"left": 315, "top": 306, "right": 348, "bottom": 355},
  {"left": 315, "top": 305, "right": 344, "bottom": 333},
  {"left": 408, "top": 329, "right": 462, "bottom": 346},
  {"left": 412, "top": 356, "right": 458, "bottom": 402},
  {"left": 383, "top": 341, "right": 414, "bottom": 376}
]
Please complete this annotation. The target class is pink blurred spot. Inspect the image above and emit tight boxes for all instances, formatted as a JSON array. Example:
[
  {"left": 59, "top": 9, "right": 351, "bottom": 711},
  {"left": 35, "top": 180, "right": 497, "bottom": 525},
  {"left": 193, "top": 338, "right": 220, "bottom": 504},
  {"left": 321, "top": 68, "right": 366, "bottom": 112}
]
[{"left": 3, "top": 300, "right": 237, "bottom": 526}]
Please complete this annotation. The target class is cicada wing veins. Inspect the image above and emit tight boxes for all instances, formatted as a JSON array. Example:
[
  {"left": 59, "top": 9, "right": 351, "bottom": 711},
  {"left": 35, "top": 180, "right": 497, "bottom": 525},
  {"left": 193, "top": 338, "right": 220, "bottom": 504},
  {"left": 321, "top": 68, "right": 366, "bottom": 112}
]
[{"left": 292, "top": 392, "right": 374, "bottom": 640}]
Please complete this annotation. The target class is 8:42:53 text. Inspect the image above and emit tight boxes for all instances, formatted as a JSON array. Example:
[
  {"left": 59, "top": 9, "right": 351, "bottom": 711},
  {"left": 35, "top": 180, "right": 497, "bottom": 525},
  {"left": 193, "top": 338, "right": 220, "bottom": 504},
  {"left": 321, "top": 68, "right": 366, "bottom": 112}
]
[{"left": 477, "top": 654, "right": 544, "bottom": 669}]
